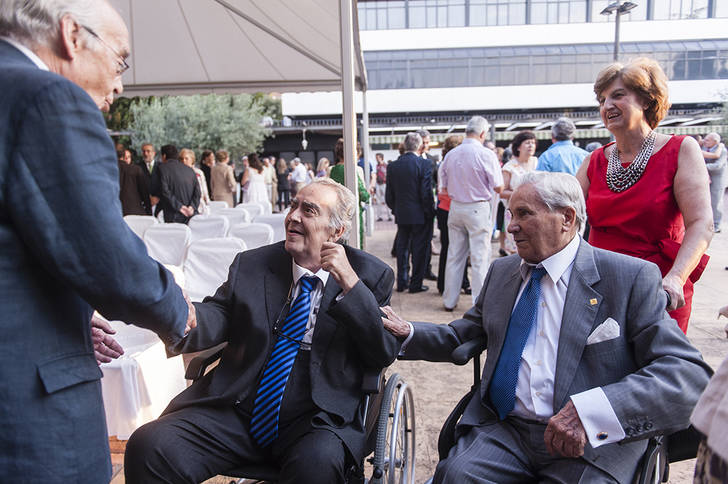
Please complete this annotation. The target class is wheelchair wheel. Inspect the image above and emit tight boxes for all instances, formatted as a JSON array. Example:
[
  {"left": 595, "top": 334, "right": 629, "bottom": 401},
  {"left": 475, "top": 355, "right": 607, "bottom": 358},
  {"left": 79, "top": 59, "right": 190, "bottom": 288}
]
[{"left": 370, "top": 373, "right": 416, "bottom": 484}]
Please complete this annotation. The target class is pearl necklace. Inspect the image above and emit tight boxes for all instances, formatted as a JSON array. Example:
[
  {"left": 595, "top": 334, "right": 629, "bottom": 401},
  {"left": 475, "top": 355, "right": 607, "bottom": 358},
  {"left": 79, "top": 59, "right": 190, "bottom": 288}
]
[{"left": 606, "top": 130, "right": 656, "bottom": 193}]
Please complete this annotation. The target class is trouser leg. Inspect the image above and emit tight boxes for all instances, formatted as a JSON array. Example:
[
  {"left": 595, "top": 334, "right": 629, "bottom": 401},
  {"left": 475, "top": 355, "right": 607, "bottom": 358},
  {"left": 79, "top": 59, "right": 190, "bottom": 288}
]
[
  {"left": 395, "top": 224, "right": 413, "bottom": 290},
  {"left": 443, "top": 205, "right": 469, "bottom": 309},
  {"left": 709, "top": 167, "right": 725, "bottom": 229},
  {"left": 124, "top": 405, "right": 265, "bottom": 484},
  {"left": 465, "top": 201, "right": 492, "bottom": 304},
  {"left": 409, "top": 223, "right": 428, "bottom": 289},
  {"left": 437, "top": 208, "right": 449, "bottom": 294},
  {"left": 276, "top": 429, "right": 348, "bottom": 484}
]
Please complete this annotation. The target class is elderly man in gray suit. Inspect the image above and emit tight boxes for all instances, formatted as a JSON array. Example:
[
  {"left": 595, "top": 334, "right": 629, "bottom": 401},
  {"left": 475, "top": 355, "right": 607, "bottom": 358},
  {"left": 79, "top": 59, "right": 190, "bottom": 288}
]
[{"left": 382, "top": 171, "right": 712, "bottom": 483}]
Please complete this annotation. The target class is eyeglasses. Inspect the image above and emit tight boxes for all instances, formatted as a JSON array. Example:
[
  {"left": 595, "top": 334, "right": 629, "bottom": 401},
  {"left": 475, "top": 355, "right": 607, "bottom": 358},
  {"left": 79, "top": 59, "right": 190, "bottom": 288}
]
[
  {"left": 271, "top": 296, "right": 312, "bottom": 350},
  {"left": 81, "top": 25, "right": 129, "bottom": 75}
]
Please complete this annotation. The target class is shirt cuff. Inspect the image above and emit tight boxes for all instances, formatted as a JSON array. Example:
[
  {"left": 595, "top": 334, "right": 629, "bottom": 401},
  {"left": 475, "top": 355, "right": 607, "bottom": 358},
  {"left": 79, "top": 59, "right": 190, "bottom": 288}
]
[
  {"left": 570, "top": 388, "right": 626, "bottom": 448},
  {"left": 398, "top": 322, "right": 415, "bottom": 356}
]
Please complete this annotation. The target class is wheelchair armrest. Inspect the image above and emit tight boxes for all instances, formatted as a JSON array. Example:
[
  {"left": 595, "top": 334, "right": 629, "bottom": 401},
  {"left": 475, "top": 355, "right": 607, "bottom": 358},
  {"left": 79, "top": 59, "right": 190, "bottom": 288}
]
[
  {"left": 361, "top": 369, "right": 384, "bottom": 394},
  {"left": 184, "top": 344, "right": 227, "bottom": 381},
  {"left": 451, "top": 337, "right": 487, "bottom": 366}
]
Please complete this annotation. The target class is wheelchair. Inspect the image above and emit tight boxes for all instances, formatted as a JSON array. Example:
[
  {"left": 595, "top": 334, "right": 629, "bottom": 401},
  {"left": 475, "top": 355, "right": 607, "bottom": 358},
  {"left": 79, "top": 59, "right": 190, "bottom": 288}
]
[
  {"left": 425, "top": 337, "right": 701, "bottom": 484},
  {"left": 185, "top": 346, "right": 416, "bottom": 484}
]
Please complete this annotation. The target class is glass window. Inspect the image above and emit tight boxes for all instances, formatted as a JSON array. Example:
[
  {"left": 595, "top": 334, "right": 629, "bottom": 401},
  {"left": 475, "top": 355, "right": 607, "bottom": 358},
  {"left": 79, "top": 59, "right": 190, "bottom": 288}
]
[
  {"left": 653, "top": 0, "right": 709, "bottom": 20},
  {"left": 718, "top": 1, "right": 728, "bottom": 17},
  {"left": 389, "top": 2, "right": 406, "bottom": 28}
]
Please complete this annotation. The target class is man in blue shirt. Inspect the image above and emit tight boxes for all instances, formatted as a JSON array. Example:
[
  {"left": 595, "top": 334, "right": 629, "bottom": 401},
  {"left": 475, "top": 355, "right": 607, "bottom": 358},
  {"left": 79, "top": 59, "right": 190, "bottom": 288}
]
[{"left": 537, "top": 117, "right": 589, "bottom": 176}]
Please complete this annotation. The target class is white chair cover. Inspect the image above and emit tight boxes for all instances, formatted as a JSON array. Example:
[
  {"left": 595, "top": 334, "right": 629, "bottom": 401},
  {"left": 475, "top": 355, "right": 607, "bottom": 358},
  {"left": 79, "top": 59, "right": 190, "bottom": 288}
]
[
  {"left": 123, "top": 215, "right": 158, "bottom": 239},
  {"left": 217, "top": 208, "right": 251, "bottom": 229},
  {"left": 254, "top": 200, "right": 272, "bottom": 215},
  {"left": 253, "top": 214, "right": 287, "bottom": 242},
  {"left": 229, "top": 223, "right": 275, "bottom": 250},
  {"left": 183, "top": 237, "right": 247, "bottom": 302},
  {"left": 143, "top": 223, "right": 191, "bottom": 266},
  {"left": 207, "top": 200, "right": 229, "bottom": 213},
  {"left": 101, "top": 319, "right": 186, "bottom": 440},
  {"left": 236, "top": 203, "right": 263, "bottom": 219},
  {"left": 188, "top": 214, "right": 230, "bottom": 242}
]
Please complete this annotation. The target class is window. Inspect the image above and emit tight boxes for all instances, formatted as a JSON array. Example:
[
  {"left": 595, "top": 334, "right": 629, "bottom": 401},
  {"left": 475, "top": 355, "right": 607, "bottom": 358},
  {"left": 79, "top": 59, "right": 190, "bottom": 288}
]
[
  {"left": 653, "top": 0, "right": 709, "bottom": 20},
  {"left": 530, "top": 0, "right": 588, "bottom": 24},
  {"left": 364, "top": 39, "right": 728, "bottom": 89},
  {"left": 469, "top": 0, "right": 526, "bottom": 26}
]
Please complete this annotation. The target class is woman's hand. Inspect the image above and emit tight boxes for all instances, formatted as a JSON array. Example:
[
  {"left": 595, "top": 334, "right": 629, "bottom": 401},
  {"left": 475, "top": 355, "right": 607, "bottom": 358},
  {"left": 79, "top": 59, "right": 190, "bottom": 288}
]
[{"left": 662, "top": 273, "right": 685, "bottom": 311}]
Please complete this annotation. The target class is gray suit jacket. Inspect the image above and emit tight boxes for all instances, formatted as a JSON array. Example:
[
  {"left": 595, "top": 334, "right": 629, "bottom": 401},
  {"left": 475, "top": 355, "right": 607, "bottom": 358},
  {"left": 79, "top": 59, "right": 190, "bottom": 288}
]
[{"left": 404, "top": 238, "right": 711, "bottom": 482}]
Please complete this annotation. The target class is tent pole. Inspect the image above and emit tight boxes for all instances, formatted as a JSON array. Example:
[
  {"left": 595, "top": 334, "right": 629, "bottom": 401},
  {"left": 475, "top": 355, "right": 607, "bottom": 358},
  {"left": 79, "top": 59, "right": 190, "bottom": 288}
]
[
  {"left": 339, "top": 0, "right": 359, "bottom": 248},
  {"left": 362, "top": 87, "right": 373, "bottom": 238}
]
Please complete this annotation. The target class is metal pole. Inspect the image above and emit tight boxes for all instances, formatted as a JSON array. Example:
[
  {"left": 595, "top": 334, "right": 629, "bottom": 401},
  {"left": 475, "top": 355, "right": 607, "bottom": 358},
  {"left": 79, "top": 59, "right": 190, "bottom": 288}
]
[
  {"left": 340, "top": 0, "right": 360, "bottom": 248},
  {"left": 362, "top": 87, "right": 374, "bottom": 238},
  {"left": 613, "top": 2, "right": 621, "bottom": 61}
]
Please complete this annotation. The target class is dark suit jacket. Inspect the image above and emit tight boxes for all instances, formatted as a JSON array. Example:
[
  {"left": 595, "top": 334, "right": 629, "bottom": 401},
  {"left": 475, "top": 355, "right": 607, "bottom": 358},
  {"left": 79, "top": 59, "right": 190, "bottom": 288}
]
[
  {"left": 166, "top": 241, "right": 398, "bottom": 460},
  {"left": 158, "top": 159, "right": 201, "bottom": 223},
  {"left": 404, "top": 239, "right": 712, "bottom": 482},
  {"left": 118, "top": 160, "right": 151, "bottom": 215},
  {"left": 385, "top": 152, "right": 434, "bottom": 225},
  {"left": 0, "top": 40, "right": 188, "bottom": 482}
]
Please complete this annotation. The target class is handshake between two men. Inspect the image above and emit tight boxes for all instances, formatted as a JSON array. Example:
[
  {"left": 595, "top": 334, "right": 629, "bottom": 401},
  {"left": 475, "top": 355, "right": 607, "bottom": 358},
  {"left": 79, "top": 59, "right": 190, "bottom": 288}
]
[{"left": 379, "top": 172, "right": 711, "bottom": 484}]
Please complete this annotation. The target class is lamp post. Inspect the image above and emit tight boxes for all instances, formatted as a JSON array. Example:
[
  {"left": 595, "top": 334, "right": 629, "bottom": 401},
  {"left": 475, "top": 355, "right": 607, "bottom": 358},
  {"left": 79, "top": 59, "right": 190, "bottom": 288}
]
[{"left": 600, "top": 1, "right": 638, "bottom": 61}]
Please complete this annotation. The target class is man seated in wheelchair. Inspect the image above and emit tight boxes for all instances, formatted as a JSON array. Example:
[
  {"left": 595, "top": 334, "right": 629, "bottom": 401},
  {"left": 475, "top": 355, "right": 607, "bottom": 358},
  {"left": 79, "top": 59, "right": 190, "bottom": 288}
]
[
  {"left": 382, "top": 172, "right": 711, "bottom": 483},
  {"left": 126, "top": 178, "right": 399, "bottom": 484}
]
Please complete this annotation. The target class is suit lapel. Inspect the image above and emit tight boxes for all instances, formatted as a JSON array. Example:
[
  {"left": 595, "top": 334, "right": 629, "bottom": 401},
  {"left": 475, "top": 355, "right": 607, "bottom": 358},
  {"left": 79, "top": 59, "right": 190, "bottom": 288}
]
[
  {"left": 552, "top": 240, "right": 602, "bottom": 411},
  {"left": 310, "top": 276, "right": 342, "bottom": 359},
  {"left": 480, "top": 259, "right": 523, "bottom": 400},
  {"left": 264, "top": 244, "right": 293, "bottom": 332}
]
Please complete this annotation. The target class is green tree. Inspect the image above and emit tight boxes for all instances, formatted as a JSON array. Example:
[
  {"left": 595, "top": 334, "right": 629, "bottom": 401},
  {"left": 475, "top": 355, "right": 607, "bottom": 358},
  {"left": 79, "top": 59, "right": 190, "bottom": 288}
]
[{"left": 127, "top": 93, "right": 276, "bottom": 160}]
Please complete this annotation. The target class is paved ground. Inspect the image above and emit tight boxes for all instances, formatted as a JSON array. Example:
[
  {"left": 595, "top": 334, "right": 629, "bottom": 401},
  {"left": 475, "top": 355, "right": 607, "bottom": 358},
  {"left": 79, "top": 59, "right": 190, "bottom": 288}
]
[{"left": 113, "top": 194, "right": 728, "bottom": 483}]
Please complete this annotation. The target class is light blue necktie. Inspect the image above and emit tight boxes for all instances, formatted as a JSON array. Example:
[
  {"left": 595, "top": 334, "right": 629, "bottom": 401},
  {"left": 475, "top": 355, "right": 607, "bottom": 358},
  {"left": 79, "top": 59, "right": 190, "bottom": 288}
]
[
  {"left": 489, "top": 266, "right": 548, "bottom": 420},
  {"left": 250, "top": 276, "right": 317, "bottom": 447}
]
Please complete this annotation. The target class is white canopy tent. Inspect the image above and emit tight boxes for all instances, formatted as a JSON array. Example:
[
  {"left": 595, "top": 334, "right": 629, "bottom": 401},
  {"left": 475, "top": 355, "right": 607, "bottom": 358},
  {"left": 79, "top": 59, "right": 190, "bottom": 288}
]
[{"left": 110, "top": 0, "right": 368, "bottom": 246}]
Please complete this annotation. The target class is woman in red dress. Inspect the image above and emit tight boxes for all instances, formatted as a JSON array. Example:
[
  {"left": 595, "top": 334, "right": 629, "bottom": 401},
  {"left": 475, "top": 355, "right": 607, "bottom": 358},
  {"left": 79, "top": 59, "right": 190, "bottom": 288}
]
[{"left": 576, "top": 57, "right": 713, "bottom": 333}]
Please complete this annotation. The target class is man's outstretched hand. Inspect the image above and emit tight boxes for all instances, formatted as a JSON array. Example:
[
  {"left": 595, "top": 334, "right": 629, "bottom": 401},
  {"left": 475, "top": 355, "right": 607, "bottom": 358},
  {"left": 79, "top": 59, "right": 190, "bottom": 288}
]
[
  {"left": 544, "top": 400, "right": 587, "bottom": 458},
  {"left": 91, "top": 314, "right": 124, "bottom": 365}
]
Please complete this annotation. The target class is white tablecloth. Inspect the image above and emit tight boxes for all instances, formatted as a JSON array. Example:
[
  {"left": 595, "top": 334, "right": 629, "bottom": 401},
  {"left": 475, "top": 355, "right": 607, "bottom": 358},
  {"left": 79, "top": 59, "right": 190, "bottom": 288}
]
[{"left": 101, "top": 321, "right": 186, "bottom": 440}]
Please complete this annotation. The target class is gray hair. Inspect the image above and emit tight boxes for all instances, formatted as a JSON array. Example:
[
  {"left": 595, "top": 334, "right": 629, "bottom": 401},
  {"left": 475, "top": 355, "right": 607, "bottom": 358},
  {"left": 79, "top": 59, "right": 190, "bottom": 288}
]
[
  {"left": 585, "top": 141, "right": 602, "bottom": 153},
  {"left": 518, "top": 171, "right": 586, "bottom": 230},
  {"left": 309, "top": 178, "right": 356, "bottom": 240},
  {"left": 416, "top": 129, "right": 430, "bottom": 139},
  {"left": 705, "top": 132, "right": 721, "bottom": 143},
  {"left": 0, "top": 0, "right": 107, "bottom": 49},
  {"left": 465, "top": 116, "right": 490, "bottom": 137},
  {"left": 403, "top": 132, "right": 423, "bottom": 152},
  {"left": 551, "top": 117, "right": 576, "bottom": 141}
]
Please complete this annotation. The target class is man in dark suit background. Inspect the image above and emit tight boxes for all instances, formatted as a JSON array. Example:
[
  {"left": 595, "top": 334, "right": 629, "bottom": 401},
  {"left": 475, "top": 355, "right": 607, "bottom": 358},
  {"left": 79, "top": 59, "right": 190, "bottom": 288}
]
[
  {"left": 118, "top": 148, "right": 151, "bottom": 215},
  {"left": 0, "top": 1, "right": 194, "bottom": 482},
  {"left": 382, "top": 172, "right": 711, "bottom": 483},
  {"left": 125, "top": 178, "right": 399, "bottom": 484},
  {"left": 386, "top": 131, "right": 435, "bottom": 293},
  {"left": 156, "top": 144, "right": 200, "bottom": 223}
]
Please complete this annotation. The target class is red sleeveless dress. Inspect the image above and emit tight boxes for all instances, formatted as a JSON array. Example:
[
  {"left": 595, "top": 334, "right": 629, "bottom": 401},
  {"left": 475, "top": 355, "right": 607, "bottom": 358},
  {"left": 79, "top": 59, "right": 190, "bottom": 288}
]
[{"left": 586, "top": 135, "right": 707, "bottom": 333}]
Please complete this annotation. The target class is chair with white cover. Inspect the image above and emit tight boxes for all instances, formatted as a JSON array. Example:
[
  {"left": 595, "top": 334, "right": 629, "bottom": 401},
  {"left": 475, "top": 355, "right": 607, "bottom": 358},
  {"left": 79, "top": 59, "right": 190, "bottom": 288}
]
[
  {"left": 229, "top": 223, "right": 274, "bottom": 250},
  {"left": 124, "top": 215, "right": 158, "bottom": 239},
  {"left": 253, "top": 214, "right": 287, "bottom": 242},
  {"left": 143, "top": 223, "right": 192, "bottom": 267},
  {"left": 207, "top": 200, "right": 229, "bottom": 213},
  {"left": 236, "top": 203, "right": 263, "bottom": 219},
  {"left": 188, "top": 215, "right": 229, "bottom": 242},
  {"left": 254, "top": 200, "right": 272, "bottom": 215},
  {"left": 217, "top": 208, "right": 250, "bottom": 230},
  {"left": 183, "top": 237, "right": 247, "bottom": 302}
]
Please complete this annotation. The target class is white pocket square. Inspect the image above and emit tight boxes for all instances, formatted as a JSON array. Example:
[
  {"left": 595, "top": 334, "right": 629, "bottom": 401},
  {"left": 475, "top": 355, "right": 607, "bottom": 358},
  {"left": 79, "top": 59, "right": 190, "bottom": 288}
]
[{"left": 586, "top": 317, "right": 620, "bottom": 345}]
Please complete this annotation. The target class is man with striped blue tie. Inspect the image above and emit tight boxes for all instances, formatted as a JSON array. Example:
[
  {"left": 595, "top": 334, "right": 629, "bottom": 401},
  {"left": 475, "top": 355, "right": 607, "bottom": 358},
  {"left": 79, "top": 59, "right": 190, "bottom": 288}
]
[{"left": 125, "top": 178, "right": 399, "bottom": 484}]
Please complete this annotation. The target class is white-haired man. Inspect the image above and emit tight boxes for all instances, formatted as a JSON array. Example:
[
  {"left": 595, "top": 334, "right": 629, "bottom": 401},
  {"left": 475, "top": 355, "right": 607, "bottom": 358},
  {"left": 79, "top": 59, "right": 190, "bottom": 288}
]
[
  {"left": 126, "top": 179, "right": 399, "bottom": 484},
  {"left": 382, "top": 172, "right": 711, "bottom": 483},
  {"left": 702, "top": 132, "right": 727, "bottom": 232},
  {"left": 438, "top": 116, "right": 504, "bottom": 311},
  {"left": 537, "top": 117, "right": 589, "bottom": 175},
  {"left": 0, "top": 1, "right": 192, "bottom": 481}
]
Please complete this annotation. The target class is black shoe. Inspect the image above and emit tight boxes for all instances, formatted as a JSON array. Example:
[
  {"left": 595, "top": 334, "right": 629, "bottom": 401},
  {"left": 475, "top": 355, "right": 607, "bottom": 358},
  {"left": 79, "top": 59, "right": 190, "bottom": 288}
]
[
  {"left": 425, "top": 272, "right": 438, "bottom": 281},
  {"left": 396, "top": 286, "right": 406, "bottom": 293},
  {"left": 444, "top": 305, "right": 455, "bottom": 312},
  {"left": 409, "top": 285, "right": 429, "bottom": 294},
  {"left": 462, "top": 287, "right": 472, "bottom": 295},
  {"left": 498, "top": 248, "right": 508, "bottom": 257}
]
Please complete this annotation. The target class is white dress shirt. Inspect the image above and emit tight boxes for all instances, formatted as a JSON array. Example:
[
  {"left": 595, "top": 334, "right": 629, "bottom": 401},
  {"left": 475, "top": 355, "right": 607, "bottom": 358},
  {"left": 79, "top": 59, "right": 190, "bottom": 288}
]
[
  {"left": 438, "top": 138, "right": 504, "bottom": 203},
  {"left": 511, "top": 235, "right": 624, "bottom": 448},
  {"left": 290, "top": 262, "right": 329, "bottom": 348}
]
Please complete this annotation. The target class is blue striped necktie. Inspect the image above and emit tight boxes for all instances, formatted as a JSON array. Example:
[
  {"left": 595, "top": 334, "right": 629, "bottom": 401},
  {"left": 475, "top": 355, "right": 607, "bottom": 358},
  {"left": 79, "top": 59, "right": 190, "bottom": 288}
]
[
  {"left": 250, "top": 275, "right": 317, "bottom": 447},
  {"left": 489, "top": 266, "right": 548, "bottom": 420}
]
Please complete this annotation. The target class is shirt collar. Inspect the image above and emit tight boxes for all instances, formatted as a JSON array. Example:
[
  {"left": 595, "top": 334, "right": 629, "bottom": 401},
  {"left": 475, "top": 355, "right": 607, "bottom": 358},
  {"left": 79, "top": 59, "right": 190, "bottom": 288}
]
[
  {"left": 1, "top": 37, "right": 49, "bottom": 70},
  {"left": 292, "top": 261, "right": 329, "bottom": 288},
  {"left": 552, "top": 140, "right": 575, "bottom": 148},
  {"left": 462, "top": 138, "right": 482, "bottom": 146},
  {"left": 519, "top": 234, "right": 580, "bottom": 284}
]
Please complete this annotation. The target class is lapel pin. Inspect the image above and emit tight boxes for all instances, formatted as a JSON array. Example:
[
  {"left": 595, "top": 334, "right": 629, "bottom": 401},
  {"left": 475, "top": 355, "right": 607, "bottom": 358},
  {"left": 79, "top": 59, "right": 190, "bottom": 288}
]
[{"left": 589, "top": 298, "right": 598, "bottom": 305}]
